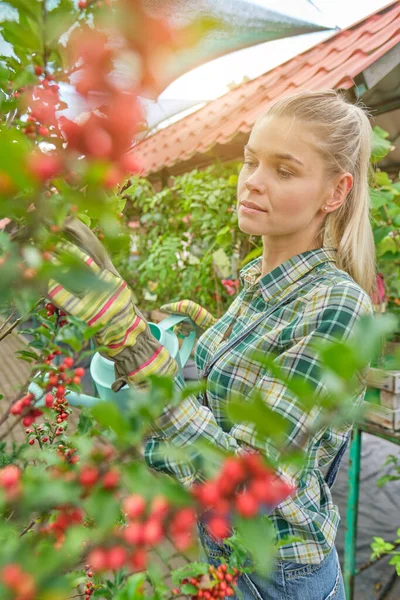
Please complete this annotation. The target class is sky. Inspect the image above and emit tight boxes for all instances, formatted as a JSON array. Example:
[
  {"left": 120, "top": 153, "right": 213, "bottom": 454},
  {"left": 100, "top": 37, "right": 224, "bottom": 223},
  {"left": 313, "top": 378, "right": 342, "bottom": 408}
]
[{"left": 152, "top": 0, "right": 392, "bottom": 125}]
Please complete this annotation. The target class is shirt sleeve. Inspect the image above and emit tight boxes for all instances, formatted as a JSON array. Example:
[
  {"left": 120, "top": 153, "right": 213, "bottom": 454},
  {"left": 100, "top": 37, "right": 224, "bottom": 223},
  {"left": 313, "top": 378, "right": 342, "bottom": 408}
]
[
  {"left": 145, "top": 282, "right": 373, "bottom": 487},
  {"left": 144, "top": 370, "right": 240, "bottom": 487}
]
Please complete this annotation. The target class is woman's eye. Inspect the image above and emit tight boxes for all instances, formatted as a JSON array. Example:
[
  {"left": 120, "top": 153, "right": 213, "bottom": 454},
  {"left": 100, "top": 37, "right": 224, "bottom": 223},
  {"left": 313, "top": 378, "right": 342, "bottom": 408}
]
[
  {"left": 277, "top": 168, "right": 292, "bottom": 179},
  {"left": 244, "top": 160, "right": 257, "bottom": 168}
]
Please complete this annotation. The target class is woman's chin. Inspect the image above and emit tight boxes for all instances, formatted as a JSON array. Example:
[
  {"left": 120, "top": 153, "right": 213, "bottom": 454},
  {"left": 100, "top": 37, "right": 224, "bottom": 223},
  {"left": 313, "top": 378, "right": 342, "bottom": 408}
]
[{"left": 237, "top": 219, "right": 266, "bottom": 236}]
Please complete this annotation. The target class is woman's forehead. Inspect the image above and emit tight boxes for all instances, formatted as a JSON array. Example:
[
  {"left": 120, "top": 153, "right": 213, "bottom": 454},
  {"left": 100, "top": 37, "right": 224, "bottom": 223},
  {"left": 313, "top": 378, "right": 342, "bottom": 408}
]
[{"left": 248, "top": 115, "right": 320, "bottom": 161}]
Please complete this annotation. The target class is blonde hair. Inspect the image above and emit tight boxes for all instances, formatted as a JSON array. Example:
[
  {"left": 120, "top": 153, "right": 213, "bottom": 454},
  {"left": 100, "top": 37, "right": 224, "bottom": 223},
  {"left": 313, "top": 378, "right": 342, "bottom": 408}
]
[{"left": 263, "top": 89, "right": 376, "bottom": 296}]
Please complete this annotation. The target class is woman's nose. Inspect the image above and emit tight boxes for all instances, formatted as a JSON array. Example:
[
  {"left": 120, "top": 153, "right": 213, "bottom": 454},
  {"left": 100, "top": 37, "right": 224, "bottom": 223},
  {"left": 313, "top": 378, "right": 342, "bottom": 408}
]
[{"left": 244, "top": 176, "right": 266, "bottom": 194}]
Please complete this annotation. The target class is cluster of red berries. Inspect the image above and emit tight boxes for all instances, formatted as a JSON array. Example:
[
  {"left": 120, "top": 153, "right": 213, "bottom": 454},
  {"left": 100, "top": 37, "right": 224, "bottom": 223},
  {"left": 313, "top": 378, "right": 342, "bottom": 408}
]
[
  {"left": 57, "top": 445, "right": 79, "bottom": 465},
  {"left": 78, "top": 465, "right": 121, "bottom": 492},
  {"left": 174, "top": 564, "right": 240, "bottom": 600},
  {"left": 122, "top": 494, "right": 196, "bottom": 553},
  {"left": 0, "top": 563, "right": 36, "bottom": 600},
  {"left": 23, "top": 114, "right": 50, "bottom": 139},
  {"left": 192, "top": 454, "right": 294, "bottom": 540},
  {"left": 26, "top": 423, "right": 50, "bottom": 446},
  {"left": 10, "top": 392, "right": 42, "bottom": 426},
  {"left": 83, "top": 565, "right": 95, "bottom": 599},
  {"left": 87, "top": 494, "right": 196, "bottom": 575},
  {"left": 0, "top": 465, "right": 21, "bottom": 502},
  {"left": 45, "top": 302, "right": 68, "bottom": 327},
  {"left": 40, "top": 505, "right": 84, "bottom": 548}
]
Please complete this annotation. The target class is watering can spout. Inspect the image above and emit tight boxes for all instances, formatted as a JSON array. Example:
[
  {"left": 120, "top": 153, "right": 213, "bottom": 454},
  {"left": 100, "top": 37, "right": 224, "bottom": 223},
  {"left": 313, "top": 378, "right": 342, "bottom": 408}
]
[{"left": 28, "top": 314, "right": 196, "bottom": 410}]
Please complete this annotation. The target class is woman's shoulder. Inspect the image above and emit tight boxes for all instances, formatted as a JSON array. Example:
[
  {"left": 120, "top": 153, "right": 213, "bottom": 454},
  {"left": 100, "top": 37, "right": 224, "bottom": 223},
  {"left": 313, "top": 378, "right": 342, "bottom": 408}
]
[{"left": 304, "top": 265, "right": 374, "bottom": 317}]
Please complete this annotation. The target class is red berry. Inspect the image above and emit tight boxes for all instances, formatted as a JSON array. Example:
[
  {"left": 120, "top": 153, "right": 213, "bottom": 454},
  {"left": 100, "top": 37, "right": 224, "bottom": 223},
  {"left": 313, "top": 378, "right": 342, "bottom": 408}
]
[
  {"left": 45, "top": 394, "right": 54, "bottom": 408},
  {"left": 102, "top": 468, "right": 120, "bottom": 490},
  {"left": 48, "top": 374, "right": 59, "bottom": 387},
  {"left": 150, "top": 495, "right": 169, "bottom": 519},
  {"left": 124, "top": 522, "right": 144, "bottom": 545},
  {"left": 42, "top": 437, "right": 48, "bottom": 443},
  {"left": 142, "top": 518, "right": 163, "bottom": 546},
  {"left": 130, "top": 548, "right": 147, "bottom": 572},
  {"left": 78, "top": 467, "right": 98, "bottom": 488},
  {"left": 22, "top": 395, "right": 33, "bottom": 407},
  {"left": 107, "top": 546, "right": 127, "bottom": 570},
  {"left": 78, "top": 0, "right": 87, "bottom": 8},
  {"left": 29, "top": 439, "right": 35, "bottom": 445},
  {"left": 207, "top": 516, "right": 230, "bottom": 540},
  {"left": 38, "top": 126, "right": 49, "bottom": 137},
  {"left": 220, "top": 457, "right": 246, "bottom": 485},
  {"left": 63, "top": 357, "right": 74, "bottom": 368},
  {"left": 87, "top": 548, "right": 107, "bottom": 572},
  {"left": 0, "top": 465, "right": 20, "bottom": 488},
  {"left": 27, "top": 152, "right": 62, "bottom": 182},
  {"left": 123, "top": 494, "right": 145, "bottom": 519},
  {"left": 235, "top": 491, "right": 258, "bottom": 518},
  {"left": 34, "top": 65, "right": 43, "bottom": 76},
  {"left": 87, "top": 571, "right": 93, "bottom": 577},
  {"left": 56, "top": 385, "right": 66, "bottom": 398},
  {"left": 74, "top": 367, "right": 85, "bottom": 377},
  {"left": 72, "top": 376, "right": 81, "bottom": 385},
  {"left": 197, "top": 482, "right": 220, "bottom": 507},
  {"left": 11, "top": 400, "right": 23, "bottom": 415},
  {"left": 1, "top": 563, "right": 23, "bottom": 587}
]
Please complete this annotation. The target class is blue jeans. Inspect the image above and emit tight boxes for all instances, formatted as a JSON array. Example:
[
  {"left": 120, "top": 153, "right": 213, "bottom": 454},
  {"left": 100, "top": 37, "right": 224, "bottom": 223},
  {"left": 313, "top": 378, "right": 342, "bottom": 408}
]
[{"left": 198, "top": 521, "right": 345, "bottom": 599}]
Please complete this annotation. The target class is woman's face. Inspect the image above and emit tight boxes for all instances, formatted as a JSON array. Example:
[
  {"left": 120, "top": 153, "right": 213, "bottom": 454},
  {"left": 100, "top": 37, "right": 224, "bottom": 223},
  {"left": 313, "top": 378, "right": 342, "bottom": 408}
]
[{"left": 237, "top": 116, "right": 334, "bottom": 240}]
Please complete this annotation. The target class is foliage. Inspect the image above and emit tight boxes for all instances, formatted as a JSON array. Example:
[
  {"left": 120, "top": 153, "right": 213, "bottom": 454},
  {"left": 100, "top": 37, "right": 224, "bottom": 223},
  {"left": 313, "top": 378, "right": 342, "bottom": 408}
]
[{"left": 119, "top": 163, "right": 258, "bottom": 316}]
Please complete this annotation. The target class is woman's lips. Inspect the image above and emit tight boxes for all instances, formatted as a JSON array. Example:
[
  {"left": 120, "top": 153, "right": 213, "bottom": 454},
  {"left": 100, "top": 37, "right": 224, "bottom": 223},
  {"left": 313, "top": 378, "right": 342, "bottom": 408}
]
[{"left": 239, "top": 203, "right": 267, "bottom": 215}]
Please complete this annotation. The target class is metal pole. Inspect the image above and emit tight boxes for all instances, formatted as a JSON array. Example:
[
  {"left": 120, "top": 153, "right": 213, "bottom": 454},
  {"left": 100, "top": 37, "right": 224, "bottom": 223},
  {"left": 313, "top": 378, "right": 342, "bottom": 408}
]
[{"left": 344, "top": 427, "right": 362, "bottom": 600}]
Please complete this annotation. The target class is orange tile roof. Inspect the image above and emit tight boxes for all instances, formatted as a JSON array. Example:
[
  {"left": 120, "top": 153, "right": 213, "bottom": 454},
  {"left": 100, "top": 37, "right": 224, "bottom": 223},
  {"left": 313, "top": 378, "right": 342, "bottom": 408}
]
[{"left": 136, "top": 1, "right": 400, "bottom": 177}]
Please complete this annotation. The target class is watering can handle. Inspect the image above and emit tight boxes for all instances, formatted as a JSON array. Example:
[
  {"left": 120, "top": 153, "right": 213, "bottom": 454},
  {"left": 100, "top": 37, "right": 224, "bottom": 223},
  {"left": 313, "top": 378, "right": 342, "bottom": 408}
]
[
  {"left": 158, "top": 314, "right": 197, "bottom": 369},
  {"left": 28, "top": 378, "right": 101, "bottom": 408}
]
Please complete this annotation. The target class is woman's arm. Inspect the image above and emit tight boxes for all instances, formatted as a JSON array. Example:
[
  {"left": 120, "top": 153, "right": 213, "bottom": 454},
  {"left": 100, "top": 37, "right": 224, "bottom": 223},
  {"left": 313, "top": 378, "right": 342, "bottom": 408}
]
[{"left": 145, "top": 282, "right": 373, "bottom": 487}]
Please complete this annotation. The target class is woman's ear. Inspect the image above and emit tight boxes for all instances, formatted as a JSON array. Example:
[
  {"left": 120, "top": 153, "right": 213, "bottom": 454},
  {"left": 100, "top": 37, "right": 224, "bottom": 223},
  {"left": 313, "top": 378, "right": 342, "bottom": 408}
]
[{"left": 327, "top": 173, "right": 353, "bottom": 211}]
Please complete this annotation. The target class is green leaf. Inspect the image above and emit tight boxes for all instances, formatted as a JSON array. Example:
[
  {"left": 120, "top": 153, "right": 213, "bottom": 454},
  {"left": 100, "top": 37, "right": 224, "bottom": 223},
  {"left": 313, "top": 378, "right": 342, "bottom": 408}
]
[
  {"left": 388, "top": 555, "right": 400, "bottom": 576},
  {"left": 91, "top": 401, "right": 129, "bottom": 438},
  {"left": 371, "top": 126, "right": 393, "bottom": 163},
  {"left": 235, "top": 515, "right": 275, "bottom": 575},
  {"left": 84, "top": 489, "right": 120, "bottom": 530},
  {"left": 113, "top": 573, "right": 147, "bottom": 600},
  {"left": 370, "top": 188, "right": 395, "bottom": 209},
  {"left": 171, "top": 562, "right": 209, "bottom": 585},
  {"left": 241, "top": 246, "right": 263, "bottom": 267},
  {"left": 373, "top": 226, "right": 392, "bottom": 245},
  {"left": 77, "top": 412, "right": 93, "bottom": 435}
]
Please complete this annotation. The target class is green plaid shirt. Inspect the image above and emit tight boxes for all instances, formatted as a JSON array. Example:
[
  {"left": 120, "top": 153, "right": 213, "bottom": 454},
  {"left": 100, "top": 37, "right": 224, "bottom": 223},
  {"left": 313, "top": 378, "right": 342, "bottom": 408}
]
[{"left": 145, "top": 247, "right": 373, "bottom": 564}]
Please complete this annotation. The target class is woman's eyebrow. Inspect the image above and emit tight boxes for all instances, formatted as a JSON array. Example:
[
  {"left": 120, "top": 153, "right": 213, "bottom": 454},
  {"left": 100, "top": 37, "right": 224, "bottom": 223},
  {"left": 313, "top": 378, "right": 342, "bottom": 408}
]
[{"left": 244, "top": 145, "right": 304, "bottom": 167}]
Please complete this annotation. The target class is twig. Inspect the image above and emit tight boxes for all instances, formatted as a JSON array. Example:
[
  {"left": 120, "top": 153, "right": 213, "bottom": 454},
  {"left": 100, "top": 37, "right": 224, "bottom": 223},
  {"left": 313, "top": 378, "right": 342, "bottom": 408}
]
[
  {"left": 358, "top": 541, "right": 400, "bottom": 573},
  {"left": 0, "top": 310, "right": 16, "bottom": 335},
  {"left": 20, "top": 520, "right": 36, "bottom": 537},
  {"left": 212, "top": 268, "right": 222, "bottom": 318},
  {"left": 0, "top": 298, "right": 43, "bottom": 342}
]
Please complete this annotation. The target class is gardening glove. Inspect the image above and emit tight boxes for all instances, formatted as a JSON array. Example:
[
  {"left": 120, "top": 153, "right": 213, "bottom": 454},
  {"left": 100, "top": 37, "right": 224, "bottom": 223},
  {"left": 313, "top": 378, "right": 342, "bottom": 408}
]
[
  {"left": 160, "top": 299, "right": 217, "bottom": 338},
  {"left": 47, "top": 221, "right": 178, "bottom": 392}
]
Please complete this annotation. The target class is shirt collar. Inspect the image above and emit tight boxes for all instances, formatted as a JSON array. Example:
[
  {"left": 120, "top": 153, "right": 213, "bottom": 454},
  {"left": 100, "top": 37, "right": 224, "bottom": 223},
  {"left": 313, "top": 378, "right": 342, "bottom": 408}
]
[{"left": 239, "top": 247, "right": 338, "bottom": 302}]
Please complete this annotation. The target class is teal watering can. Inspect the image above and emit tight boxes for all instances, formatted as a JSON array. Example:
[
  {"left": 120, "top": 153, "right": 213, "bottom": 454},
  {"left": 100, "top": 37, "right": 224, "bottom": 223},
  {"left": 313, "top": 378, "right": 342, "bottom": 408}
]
[{"left": 29, "top": 314, "right": 196, "bottom": 411}]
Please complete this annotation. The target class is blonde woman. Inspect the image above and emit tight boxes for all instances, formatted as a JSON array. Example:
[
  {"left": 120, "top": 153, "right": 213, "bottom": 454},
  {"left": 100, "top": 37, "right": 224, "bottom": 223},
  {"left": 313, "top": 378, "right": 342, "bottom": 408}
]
[
  {"left": 157, "top": 89, "right": 375, "bottom": 599},
  {"left": 49, "top": 89, "right": 375, "bottom": 599}
]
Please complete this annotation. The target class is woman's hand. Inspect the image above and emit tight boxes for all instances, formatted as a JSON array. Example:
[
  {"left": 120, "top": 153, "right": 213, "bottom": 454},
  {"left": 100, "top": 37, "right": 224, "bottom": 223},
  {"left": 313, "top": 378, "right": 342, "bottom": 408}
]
[{"left": 160, "top": 299, "right": 217, "bottom": 337}]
